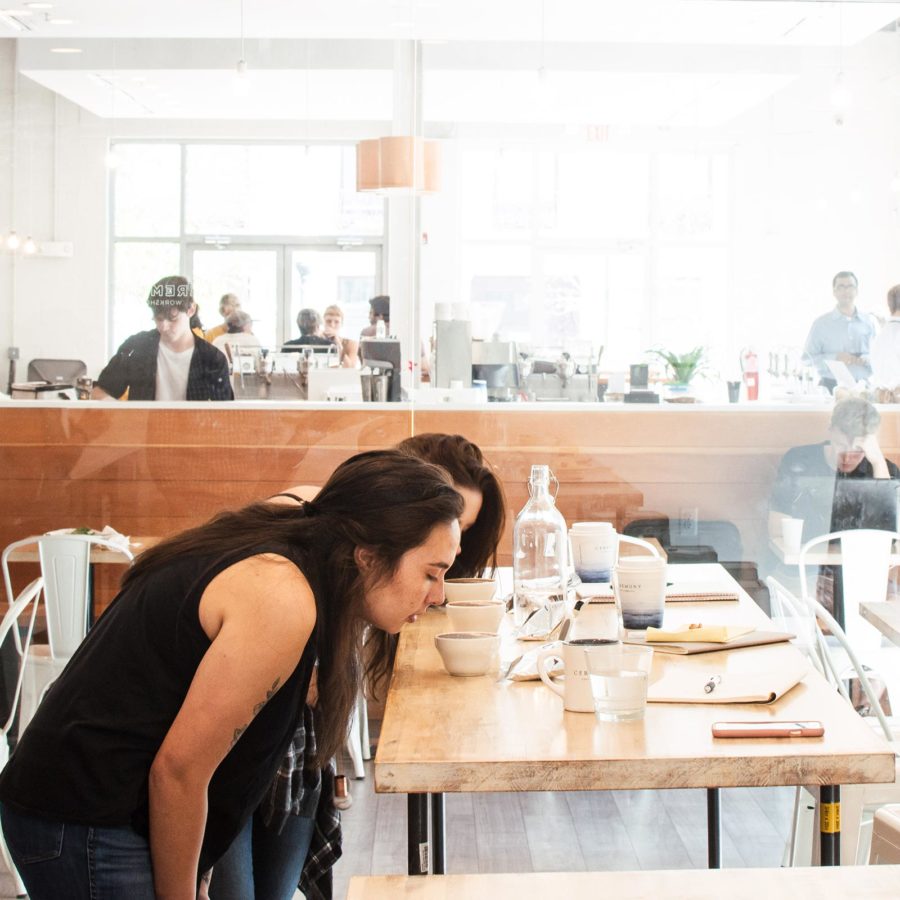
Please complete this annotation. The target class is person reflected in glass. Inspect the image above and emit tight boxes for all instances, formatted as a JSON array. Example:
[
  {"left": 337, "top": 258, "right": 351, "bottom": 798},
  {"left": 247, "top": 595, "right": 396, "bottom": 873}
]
[
  {"left": 205, "top": 293, "right": 242, "bottom": 344},
  {"left": 870, "top": 284, "right": 900, "bottom": 398},
  {"left": 92, "top": 275, "right": 233, "bottom": 402},
  {"left": 802, "top": 271, "right": 877, "bottom": 391},
  {"left": 322, "top": 304, "right": 359, "bottom": 368},
  {"left": 359, "top": 295, "right": 389, "bottom": 341},
  {"left": 282, "top": 309, "right": 334, "bottom": 352},
  {"left": 0, "top": 452, "right": 463, "bottom": 900},
  {"left": 211, "top": 310, "right": 262, "bottom": 363},
  {"left": 768, "top": 397, "right": 900, "bottom": 625},
  {"left": 209, "top": 433, "right": 505, "bottom": 900}
]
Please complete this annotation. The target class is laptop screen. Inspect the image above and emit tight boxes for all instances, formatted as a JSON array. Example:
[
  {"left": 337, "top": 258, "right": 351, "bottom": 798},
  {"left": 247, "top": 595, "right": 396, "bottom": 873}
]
[{"left": 831, "top": 478, "right": 899, "bottom": 533}]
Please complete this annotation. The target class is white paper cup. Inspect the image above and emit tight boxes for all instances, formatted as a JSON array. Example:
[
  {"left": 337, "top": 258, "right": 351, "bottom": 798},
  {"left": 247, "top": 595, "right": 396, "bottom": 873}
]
[
  {"left": 613, "top": 557, "right": 667, "bottom": 630},
  {"left": 570, "top": 526, "right": 616, "bottom": 583},
  {"left": 781, "top": 517, "right": 804, "bottom": 554}
]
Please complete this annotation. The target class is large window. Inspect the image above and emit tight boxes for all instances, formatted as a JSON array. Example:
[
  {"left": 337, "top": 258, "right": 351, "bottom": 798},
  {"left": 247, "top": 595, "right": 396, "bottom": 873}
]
[
  {"left": 458, "top": 145, "right": 729, "bottom": 370},
  {"left": 110, "top": 142, "right": 384, "bottom": 352}
]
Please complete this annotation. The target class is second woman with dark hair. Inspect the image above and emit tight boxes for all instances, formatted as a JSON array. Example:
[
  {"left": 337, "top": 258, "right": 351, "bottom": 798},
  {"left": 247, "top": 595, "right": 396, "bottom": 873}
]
[{"left": 211, "top": 433, "right": 506, "bottom": 900}]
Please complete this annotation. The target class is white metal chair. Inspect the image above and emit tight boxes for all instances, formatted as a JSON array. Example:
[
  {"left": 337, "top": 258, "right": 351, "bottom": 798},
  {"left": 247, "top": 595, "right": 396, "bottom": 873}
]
[
  {"left": 870, "top": 804, "right": 900, "bottom": 863},
  {"left": 2, "top": 534, "right": 134, "bottom": 729},
  {"left": 767, "top": 575, "right": 900, "bottom": 865},
  {"left": 0, "top": 576, "right": 44, "bottom": 895},
  {"left": 797, "top": 529, "right": 900, "bottom": 668},
  {"left": 346, "top": 689, "right": 371, "bottom": 779}
]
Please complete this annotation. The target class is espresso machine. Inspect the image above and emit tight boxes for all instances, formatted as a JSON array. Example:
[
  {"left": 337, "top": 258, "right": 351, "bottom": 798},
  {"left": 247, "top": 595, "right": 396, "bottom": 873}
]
[
  {"left": 471, "top": 340, "right": 520, "bottom": 401},
  {"left": 359, "top": 337, "right": 402, "bottom": 401}
]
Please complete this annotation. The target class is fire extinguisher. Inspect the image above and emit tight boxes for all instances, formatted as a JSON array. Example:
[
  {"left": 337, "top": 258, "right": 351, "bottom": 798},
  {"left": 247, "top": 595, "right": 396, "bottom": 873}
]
[{"left": 740, "top": 348, "right": 759, "bottom": 401}]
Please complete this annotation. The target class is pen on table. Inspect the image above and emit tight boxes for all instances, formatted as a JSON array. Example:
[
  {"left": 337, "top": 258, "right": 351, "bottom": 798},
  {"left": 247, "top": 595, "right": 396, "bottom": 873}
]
[{"left": 704, "top": 674, "right": 722, "bottom": 694}]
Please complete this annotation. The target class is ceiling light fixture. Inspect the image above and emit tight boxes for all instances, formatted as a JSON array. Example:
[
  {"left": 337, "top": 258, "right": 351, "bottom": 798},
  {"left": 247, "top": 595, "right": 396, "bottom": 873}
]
[
  {"left": 356, "top": 137, "right": 440, "bottom": 193},
  {"left": 234, "top": 0, "right": 249, "bottom": 97},
  {"left": 831, "top": 1, "right": 850, "bottom": 127},
  {"left": 50, "top": 47, "right": 81, "bottom": 53},
  {"left": 48, "top": 17, "right": 72, "bottom": 25},
  {"left": 26, "top": 2, "right": 52, "bottom": 7}
]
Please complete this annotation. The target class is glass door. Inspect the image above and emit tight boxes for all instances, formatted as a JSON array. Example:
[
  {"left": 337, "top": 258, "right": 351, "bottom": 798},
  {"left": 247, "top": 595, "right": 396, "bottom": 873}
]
[
  {"left": 187, "top": 245, "right": 282, "bottom": 350},
  {"left": 285, "top": 247, "right": 380, "bottom": 347}
]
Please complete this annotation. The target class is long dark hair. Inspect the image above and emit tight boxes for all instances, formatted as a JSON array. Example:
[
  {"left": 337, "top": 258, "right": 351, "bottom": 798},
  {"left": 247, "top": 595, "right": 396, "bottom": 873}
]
[
  {"left": 364, "top": 434, "right": 507, "bottom": 697},
  {"left": 397, "top": 433, "right": 505, "bottom": 578},
  {"left": 125, "top": 450, "right": 463, "bottom": 765}
]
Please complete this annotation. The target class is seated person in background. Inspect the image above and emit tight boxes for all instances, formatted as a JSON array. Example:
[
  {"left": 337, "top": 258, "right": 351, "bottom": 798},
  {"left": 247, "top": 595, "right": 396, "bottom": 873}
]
[
  {"left": 803, "top": 271, "right": 876, "bottom": 390},
  {"left": 282, "top": 308, "right": 334, "bottom": 352},
  {"left": 770, "top": 397, "right": 898, "bottom": 542},
  {"left": 359, "top": 294, "right": 389, "bottom": 340},
  {"left": 211, "top": 310, "right": 262, "bottom": 362},
  {"left": 190, "top": 303, "right": 206, "bottom": 339},
  {"left": 768, "top": 397, "right": 900, "bottom": 631},
  {"left": 322, "top": 304, "right": 359, "bottom": 368},
  {"left": 92, "top": 275, "right": 233, "bottom": 402},
  {"left": 205, "top": 293, "right": 242, "bottom": 343},
  {"left": 871, "top": 284, "right": 900, "bottom": 395}
]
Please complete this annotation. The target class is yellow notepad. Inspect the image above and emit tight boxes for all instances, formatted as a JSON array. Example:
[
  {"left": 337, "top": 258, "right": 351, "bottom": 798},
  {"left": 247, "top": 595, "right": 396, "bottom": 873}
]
[{"left": 645, "top": 624, "right": 755, "bottom": 644}]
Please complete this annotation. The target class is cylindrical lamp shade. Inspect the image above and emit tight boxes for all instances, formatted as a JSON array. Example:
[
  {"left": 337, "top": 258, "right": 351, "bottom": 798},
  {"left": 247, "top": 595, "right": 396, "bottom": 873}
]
[
  {"left": 355, "top": 137, "right": 441, "bottom": 192},
  {"left": 356, "top": 139, "right": 382, "bottom": 192}
]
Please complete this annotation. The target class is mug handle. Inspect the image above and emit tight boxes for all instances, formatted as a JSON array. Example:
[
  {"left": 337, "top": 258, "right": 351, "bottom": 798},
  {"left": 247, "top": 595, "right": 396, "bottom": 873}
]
[
  {"left": 537, "top": 645, "right": 565, "bottom": 699},
  {"left": 617, "top": 534, "right": 662, "bottom": 558}
]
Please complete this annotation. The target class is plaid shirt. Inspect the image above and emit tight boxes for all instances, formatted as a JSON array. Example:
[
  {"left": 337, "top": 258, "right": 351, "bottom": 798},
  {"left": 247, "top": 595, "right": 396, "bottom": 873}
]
[{"left": 260, "top": 703, "right": 342, "bottom": 900}]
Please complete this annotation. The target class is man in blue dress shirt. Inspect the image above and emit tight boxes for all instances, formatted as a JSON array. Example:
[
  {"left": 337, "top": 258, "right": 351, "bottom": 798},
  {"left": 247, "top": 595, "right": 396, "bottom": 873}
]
[{"left": 803, "top": 271, "right": 876, "bottom": 390}]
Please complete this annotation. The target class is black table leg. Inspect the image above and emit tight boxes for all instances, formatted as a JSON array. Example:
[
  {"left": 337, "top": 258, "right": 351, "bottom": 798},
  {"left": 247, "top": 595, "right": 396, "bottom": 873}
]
[
  {"left": 820, "top": 784, "right": 841, "bottom": 865},
  {"left": 431, "top": 793, "right": 446, "bottom": 874},
  {"left": 407, "top": 794, "right": 430, "bottom": 875},
  {"left": 707, "top": 788, "right": 721, "bottom": 868}
]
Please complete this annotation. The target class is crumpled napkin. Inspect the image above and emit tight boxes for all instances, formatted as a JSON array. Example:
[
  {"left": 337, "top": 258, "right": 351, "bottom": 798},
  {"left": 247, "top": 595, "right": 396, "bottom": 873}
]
[
  {"left": 508, "top": 648, "right": 564, "bottom": 682},
  {"left": 45, "top": 525, "right": 132, "bottom": 553},
  {"left": 645, "top": 623, "right": 755, "bottom": 644}
]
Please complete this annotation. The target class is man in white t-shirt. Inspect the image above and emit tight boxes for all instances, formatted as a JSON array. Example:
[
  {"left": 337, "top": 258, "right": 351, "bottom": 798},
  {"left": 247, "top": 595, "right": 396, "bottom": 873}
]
[
  {"left": 93, "top": 276, "right": 233, "bottom": 402},
  {"left": 871, "top": 284, "right": 900, "bottom": 391}
]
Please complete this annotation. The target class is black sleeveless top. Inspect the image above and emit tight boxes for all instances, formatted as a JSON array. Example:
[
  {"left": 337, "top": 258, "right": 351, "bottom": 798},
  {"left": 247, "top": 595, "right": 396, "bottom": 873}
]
[{"left": 0, "top": 544, "right": 317, "bottom": 871}]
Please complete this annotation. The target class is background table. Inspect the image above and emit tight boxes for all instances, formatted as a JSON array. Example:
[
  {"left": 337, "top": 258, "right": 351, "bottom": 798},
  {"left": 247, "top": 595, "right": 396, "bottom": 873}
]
[
  {"left": 376, "top": 563, "right": 894, "bottom": 874},
  {"left": 348, "top": 865, "right": 900, "bottom": 899}
]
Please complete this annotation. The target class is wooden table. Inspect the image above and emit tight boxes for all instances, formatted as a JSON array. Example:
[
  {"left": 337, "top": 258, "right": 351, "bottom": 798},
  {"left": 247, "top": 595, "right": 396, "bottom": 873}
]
[
  {"left": 348, "top": 865, "right": 900, "bottom": 899},
  {"left": 376, "top": 563, "right": 895, "bottom": 874},
  {"left": 768, "top": 535, "right": 900, "bottom": 567},
  {"left": 860, "top": 601, "right": 900, "bottom": 647}
]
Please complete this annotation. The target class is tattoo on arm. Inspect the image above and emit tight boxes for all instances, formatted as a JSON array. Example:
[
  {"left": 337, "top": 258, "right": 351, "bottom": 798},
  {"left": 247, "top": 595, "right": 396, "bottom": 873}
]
[{"left": 230, "top": 677, "right": 282, "bottom": 749}]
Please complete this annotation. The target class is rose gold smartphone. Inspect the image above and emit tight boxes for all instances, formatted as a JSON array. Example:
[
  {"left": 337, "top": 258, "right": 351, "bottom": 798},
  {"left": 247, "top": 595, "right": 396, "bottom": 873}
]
[{"left": 712, "top": 721, "right": 824, "bottom": 738}]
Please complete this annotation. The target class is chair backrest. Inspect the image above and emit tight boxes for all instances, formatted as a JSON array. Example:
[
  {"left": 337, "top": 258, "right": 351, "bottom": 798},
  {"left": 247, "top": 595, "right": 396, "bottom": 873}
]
[
  {"left": 765, "top": 576, "right": 826, "bottom": 678},
  {"left": 802, "top": 583, "right": 894, "bottom": 742},
  {"left": 2, "top": 535, "right": 133, "bottom": 660},
  {"left": 0, "top": 577, "right": 43, "bottom": 742},
  {"left": 25, "top": 358, "right": 87, "bottom": 383},
  {"left": 798, "top": 528, "right": 899, "bottom": 663}
]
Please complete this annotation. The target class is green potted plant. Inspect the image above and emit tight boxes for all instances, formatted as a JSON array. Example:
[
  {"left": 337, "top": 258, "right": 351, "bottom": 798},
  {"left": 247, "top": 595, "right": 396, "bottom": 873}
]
[{"left": 648, "top": 346, "right": 708, "bottom": 396}]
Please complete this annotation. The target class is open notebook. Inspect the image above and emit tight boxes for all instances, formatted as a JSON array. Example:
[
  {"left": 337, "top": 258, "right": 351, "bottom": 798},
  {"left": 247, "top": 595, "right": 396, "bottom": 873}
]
[
  {"left": 576, "top": 582, "right": 739, "bottom": 603},
  {"left": 647, "top": 655, "right": 807, "bottom": 703},
  {"left": 626, "top": 630, "right": 793, "bottom": 656}
]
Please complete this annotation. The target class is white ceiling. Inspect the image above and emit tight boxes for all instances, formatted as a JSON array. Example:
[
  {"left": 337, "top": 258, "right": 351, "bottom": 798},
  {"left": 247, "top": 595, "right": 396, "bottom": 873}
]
[
  {"left": 2, "top": 0, "right": 899, "bottom": 44},
  {"left": 8, "top": 1, "right": 900, "bottom": 124}
]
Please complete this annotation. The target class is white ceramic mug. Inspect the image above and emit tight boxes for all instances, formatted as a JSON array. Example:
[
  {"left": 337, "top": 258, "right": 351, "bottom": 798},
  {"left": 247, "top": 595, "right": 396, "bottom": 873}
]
[
  {"left": 781, "top": 517, "right": 804, "bottom": 554},
  {"left": 613, "top": 556, "right": 668, "bottom": 630},
  {"left": 569, "top": 523, "right": 660, "bottom": 583},
  {"left": 537, "top": 638, "right": 618, "bottom": 712}
]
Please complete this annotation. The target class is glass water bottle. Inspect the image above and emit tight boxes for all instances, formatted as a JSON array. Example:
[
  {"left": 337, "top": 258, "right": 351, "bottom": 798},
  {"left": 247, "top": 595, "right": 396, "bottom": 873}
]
[{"left": 512, "top": 464, "right": 568, "bottom": 627}]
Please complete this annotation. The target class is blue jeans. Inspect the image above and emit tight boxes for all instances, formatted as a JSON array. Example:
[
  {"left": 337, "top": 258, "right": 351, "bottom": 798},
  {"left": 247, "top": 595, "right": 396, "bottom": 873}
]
[
  {"left": 0, "top": 802, "right": 156, "bottom": 900},
  {"left": 210, "top": 809, "right": 315, "bottom": 900}
]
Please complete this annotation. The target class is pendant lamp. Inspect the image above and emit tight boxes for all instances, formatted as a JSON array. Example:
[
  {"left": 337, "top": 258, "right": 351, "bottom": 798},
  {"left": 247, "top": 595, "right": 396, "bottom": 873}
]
[{"left": 356, "top": 136, "right": 440, "bottom": 193}]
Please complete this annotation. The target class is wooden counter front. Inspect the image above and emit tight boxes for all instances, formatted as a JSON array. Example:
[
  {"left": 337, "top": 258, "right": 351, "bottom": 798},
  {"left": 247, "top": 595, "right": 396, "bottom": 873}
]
[{"left": 2, "top": 401, "right": 895, "bottom": 611}]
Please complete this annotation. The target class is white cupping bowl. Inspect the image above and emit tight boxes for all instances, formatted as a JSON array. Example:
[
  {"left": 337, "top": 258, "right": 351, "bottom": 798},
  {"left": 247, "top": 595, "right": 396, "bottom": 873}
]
[
  {"left": 434, "top": 631, "right": 500, "bottom": 676},
  {"left": 446, "top": 601, "right": 506, "bottom": 634},
  {"left": 443, "top": 577, "right": 497, "bottom": 604}
]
